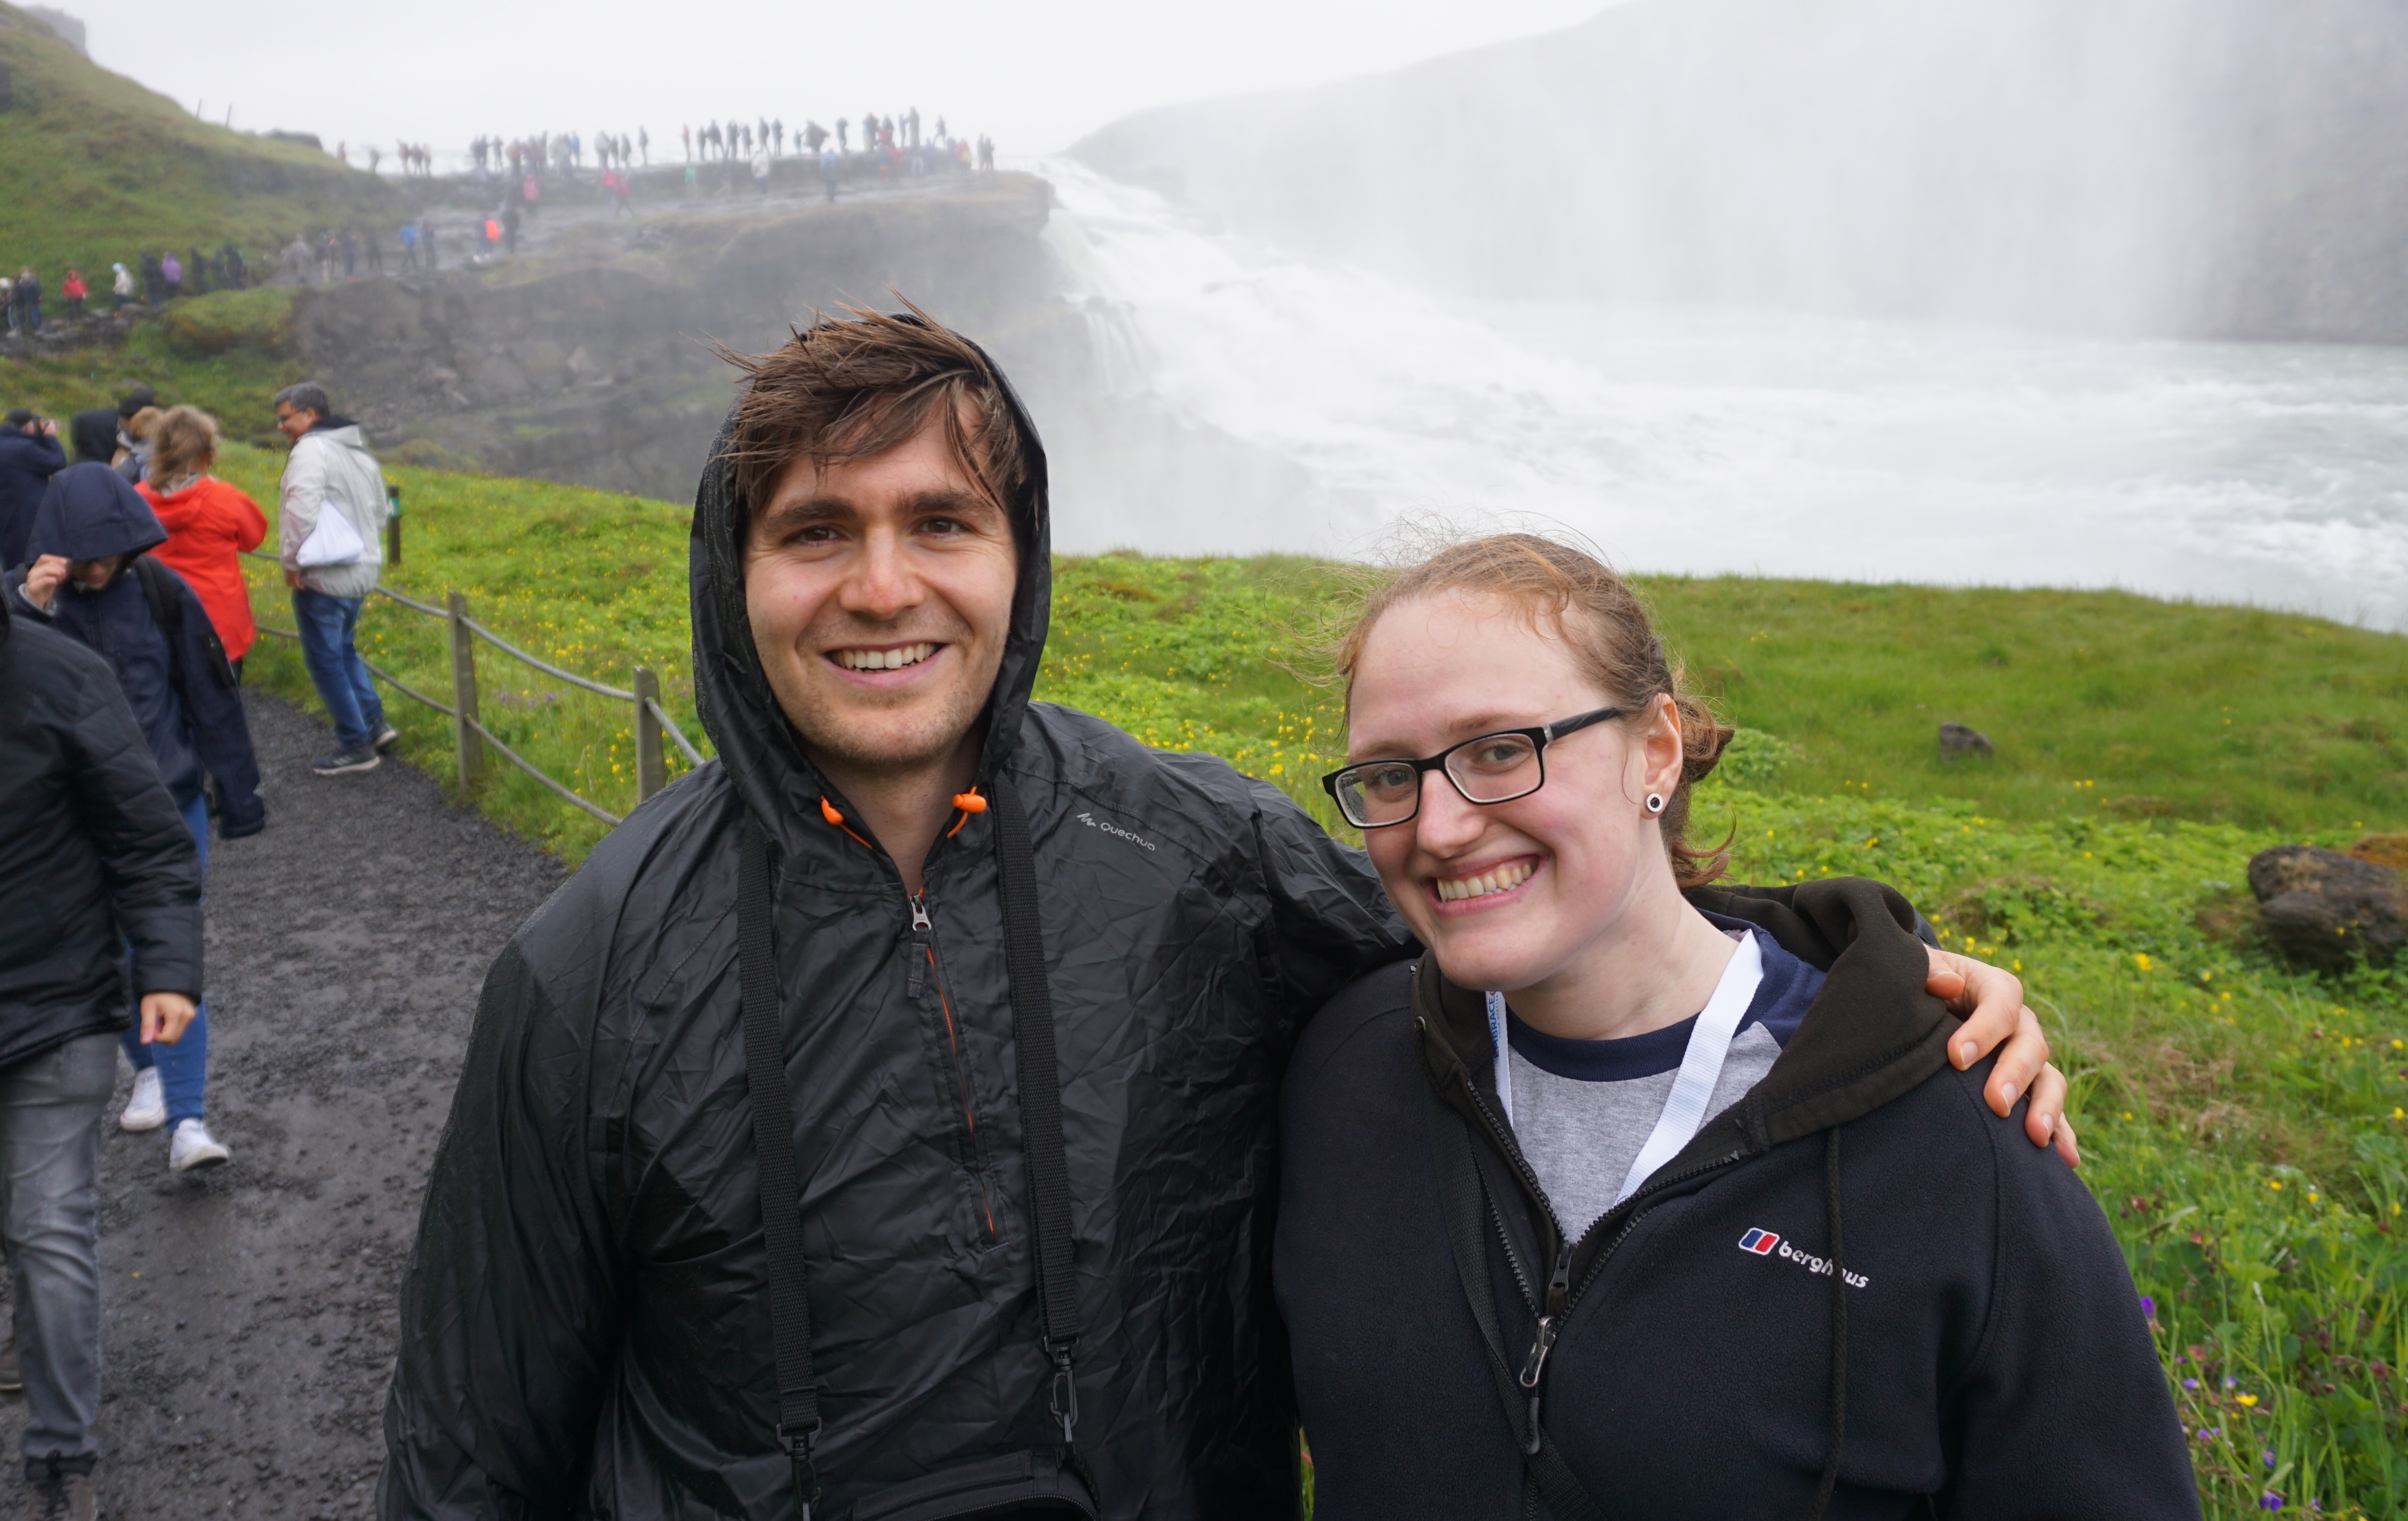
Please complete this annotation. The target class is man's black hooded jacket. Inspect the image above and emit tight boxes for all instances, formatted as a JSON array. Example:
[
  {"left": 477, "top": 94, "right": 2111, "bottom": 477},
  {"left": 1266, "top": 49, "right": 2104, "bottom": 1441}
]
[{"left": 379, "top": 364, "right": 1415, "bottom": 1519}]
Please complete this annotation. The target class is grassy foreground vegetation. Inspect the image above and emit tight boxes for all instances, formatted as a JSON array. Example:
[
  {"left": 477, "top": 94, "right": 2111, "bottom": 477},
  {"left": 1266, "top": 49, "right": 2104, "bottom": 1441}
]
[{"left": 213, "top": 452, "right": 2404, "bottom": 1516}]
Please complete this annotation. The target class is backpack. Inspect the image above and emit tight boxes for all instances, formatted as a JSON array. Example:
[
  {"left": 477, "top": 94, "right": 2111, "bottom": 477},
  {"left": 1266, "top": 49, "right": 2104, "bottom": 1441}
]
[{"left": 134, "top": 554, "right": 239, "bottom": 699}]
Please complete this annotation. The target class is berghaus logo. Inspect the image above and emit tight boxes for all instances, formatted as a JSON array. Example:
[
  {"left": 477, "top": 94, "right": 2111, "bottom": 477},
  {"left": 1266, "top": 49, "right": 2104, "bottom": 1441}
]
[{"left": 1738, "top": 1227, "right": 1867, "bottom": 1288}]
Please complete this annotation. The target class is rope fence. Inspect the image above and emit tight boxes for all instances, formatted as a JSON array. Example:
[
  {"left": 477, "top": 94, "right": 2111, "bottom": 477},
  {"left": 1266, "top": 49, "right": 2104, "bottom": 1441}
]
[{"left": 244, "top": 550, "right": 707, "bottom": 827}]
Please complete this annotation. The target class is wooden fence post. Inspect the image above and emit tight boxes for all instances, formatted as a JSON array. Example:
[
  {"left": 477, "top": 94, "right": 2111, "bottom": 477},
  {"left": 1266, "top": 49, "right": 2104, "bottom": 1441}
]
[
  {"left": 449, "top": 590, "right": 482, "bottom": 788},
  {"left": 633, "top": 666, "right": 666, "bottom": 803},
  {"left": 384, "top": 483, "right": 402, "bottom": 565}
]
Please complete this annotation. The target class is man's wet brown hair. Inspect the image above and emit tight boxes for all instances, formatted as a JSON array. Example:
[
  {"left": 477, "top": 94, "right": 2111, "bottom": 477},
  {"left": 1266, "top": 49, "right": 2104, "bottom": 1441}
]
[
  {"left": 1334, "top": 532, "right": 1736, "bottom": 887},
  {"left": 718, "top": 303, "right": 1029, "bottom": 545}
]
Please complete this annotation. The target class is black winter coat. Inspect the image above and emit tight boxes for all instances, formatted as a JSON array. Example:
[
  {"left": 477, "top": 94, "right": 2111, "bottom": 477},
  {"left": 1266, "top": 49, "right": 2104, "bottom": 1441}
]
[
  {"left": 11, "top": 464, "right": 264, "bottom": 837},
  {"left": 0, "top": 426, "right": 66, "bottom": 569},
  {"left": 0, "top": 587, "right": 202, "bottom": 1072},
  {"left": 381, "top": 378, "right": 1415, "bottom": 1519}
]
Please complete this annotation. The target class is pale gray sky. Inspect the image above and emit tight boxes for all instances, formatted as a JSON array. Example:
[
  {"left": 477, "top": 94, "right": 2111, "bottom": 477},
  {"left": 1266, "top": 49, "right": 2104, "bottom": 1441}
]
[{"left": 61, "top": 0, "right": 1608, "bottom": 162}]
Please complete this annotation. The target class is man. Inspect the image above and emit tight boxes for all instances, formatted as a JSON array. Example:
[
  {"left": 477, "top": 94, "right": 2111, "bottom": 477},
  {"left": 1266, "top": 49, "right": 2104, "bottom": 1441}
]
[
  {"left": 0, "top": 569, "right": 203, "bottom": 1521},
  {"left": 381, "top": 311, "right": 2065, "bottom": 1518},
  {"left": 0, "top": 409, "right": 65, "bottom": 568},
  {"left": 274, "top": 383, "right": 394, "bottom": 775},
  {"left": 9, "top": 463, "right": 262, "bottom": 1172}
]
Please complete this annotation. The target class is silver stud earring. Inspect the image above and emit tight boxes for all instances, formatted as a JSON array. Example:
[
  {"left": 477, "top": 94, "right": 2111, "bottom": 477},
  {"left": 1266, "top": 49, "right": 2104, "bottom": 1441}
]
[{"left": 1645, "top": 792, "right": 1666, "bottom": 815}]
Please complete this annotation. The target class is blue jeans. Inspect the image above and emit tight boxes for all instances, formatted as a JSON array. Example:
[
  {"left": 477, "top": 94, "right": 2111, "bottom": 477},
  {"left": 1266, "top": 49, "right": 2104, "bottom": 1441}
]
[
  {"left": 0, "top": 1032, "right": 115, "bottom": 1472},
  {"left": 121, "top": 794, "right": 210, "bottom": 1130},
  {"left": 293, "top": 587, "right": 386, "bottom": 752}
]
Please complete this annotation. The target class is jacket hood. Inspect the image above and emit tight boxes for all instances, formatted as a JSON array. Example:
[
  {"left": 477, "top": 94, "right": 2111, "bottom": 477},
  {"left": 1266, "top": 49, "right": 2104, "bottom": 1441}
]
[
  {"left": 688, "top": 326, "right": 1054, "bottom": 846},
  {"left": 28, "top": 464, "right": 167, "bottom": 564},
  {"left": 69, "top": 410, "right": 119, "bottom": 465},
  {"left": 303, "top": 419, "right": 368, "bottom": 450},
  {"left": 1414, "top": 877, "right": 1955, "bottom": 1252}
]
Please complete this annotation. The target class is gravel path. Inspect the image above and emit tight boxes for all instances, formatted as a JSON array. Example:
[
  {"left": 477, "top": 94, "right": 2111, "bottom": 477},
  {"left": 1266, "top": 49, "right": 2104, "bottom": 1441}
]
[{"left": 0, "top": 692, "right": 563, "bottom": 1518}]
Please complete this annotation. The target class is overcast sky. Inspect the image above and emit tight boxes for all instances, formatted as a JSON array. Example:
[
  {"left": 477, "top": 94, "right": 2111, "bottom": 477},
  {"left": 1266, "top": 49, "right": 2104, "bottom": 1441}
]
[{"left": 58, "top": 0, "right": 1607, "bottom": 161}]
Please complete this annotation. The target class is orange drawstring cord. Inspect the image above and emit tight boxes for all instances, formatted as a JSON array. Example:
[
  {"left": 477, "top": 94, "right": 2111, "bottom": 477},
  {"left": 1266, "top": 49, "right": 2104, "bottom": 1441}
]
[
  {"left": 819, "top": 796, "right": 874, "bottom": 853},
  {"left": 945, "top": 788, "right": 987, "bottom": 838}
]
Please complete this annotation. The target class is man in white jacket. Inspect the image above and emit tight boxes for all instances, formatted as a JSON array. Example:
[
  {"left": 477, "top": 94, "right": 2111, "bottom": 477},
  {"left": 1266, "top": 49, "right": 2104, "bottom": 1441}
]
[{"left": 275, "top": 383, "right": 394, "bottom": 775}]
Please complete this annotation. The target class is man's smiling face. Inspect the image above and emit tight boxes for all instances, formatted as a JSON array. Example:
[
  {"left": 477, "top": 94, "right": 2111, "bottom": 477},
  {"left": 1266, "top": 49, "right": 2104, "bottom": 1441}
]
[{"left": 741, "top": 415, "right": 1018, "bottom": 782}]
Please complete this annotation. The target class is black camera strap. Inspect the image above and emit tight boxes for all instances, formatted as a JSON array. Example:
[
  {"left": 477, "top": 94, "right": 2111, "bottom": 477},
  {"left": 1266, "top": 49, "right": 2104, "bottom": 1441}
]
[
  {"left": 737, "top": 777, "right": 1087, "bottom": 1518},
  {"left": 739, "top": 817, "right": 825, "bottom": 1519}
]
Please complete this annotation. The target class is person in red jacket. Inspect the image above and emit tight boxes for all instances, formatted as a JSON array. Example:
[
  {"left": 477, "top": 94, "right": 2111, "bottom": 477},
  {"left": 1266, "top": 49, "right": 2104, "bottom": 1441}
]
[
  {"left": 137, "top": 407, "right": 267, "bottom": 672},
  {"left": 59, "top": 268, "right": 87, "bottom": 323}
]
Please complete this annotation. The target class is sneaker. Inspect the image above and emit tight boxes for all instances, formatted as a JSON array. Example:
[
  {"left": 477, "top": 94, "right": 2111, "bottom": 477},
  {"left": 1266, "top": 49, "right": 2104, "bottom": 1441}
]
[
  {"left": 27, "top": 1465, "right": 93, "bottom": 1521},
  {"left": 373, "top": 724, "right": 401, "bottom": 750},
  {"left": 118, "top": 1069, "right": 165, "bottom": 1133},
  {"left": 311, "top": 746, "right": 381, "bottom": 776},
  {"left": 168, "top": 1118, "right": 229, "bottom": 1173}
]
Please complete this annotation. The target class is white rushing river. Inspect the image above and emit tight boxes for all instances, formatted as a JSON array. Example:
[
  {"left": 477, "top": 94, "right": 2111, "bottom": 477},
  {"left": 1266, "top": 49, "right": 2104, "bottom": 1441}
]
[{"left": 1037, "top": 158, "right": 2408, "bottom": 633}]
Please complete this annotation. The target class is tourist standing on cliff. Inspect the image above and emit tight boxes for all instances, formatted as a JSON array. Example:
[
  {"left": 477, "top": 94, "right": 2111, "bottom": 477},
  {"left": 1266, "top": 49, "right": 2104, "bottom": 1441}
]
[
  {"left": 819, "top": 141, "right": 839, "bottom": 201},
  {"left": 110, "top": 264, "right": 133, "bottom": 310},
  {"left": 273, "top": 383, "right": 393, "bottom": 776},
  {"left": 751, "top": 145, "right": 771, "bottom": 196},
  {"left": 378, "top": 307, "right": 2065, "bottom": 1520},
  {"left": 0, "top": 530, "right": 204, "bottom": 1521}
]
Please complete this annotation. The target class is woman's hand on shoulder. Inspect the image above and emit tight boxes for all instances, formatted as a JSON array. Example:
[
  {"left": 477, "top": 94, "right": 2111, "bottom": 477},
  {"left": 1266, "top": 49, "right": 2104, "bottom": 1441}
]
[{"left": 1924, "top": 948, "right": 2080, "bottom": 1169}]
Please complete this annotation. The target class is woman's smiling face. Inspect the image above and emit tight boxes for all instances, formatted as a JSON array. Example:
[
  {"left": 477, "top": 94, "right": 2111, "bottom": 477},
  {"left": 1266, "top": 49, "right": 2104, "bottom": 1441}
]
[{"left": 1347, "top": 590, "right": 1677, "bottom": 995}]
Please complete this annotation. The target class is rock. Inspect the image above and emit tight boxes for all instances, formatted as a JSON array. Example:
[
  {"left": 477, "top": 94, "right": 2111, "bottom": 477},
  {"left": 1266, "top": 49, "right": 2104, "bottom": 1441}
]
[
  {"left": 1938, "top": 722, "right": 1994, "bottom": 760},
  {"left": 2350, "top": 833, "right": 2408, "bottom": 872},
  {"left": 2247, "top": 845, "right": 2406, "bottom": 969}
]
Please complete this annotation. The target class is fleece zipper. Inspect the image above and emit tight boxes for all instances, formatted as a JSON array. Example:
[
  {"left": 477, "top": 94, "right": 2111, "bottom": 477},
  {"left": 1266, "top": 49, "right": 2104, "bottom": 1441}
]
[{"left": 1444, "top": 1056, "right": 1748, "bottom": 1444}]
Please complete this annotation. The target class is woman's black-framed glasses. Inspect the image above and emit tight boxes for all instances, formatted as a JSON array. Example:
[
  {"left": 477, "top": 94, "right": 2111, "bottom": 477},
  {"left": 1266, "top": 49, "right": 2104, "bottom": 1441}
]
[{"left": 1320, "top": 707, "right": 1628, "bottom": 829}]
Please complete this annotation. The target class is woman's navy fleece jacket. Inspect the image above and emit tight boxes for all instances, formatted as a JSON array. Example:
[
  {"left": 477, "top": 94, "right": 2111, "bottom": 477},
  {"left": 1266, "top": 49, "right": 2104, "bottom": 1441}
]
[{"left": 1276, "top": 877, "right": 2199, "bottom": 1520}]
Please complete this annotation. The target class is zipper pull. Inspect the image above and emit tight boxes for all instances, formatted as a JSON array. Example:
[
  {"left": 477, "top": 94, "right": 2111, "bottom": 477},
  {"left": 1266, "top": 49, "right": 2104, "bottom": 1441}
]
[
  {"left": 909, "top": 894, "right": 931, "bottom": 932},
  {"left": 1518, "top": 1314, "right": 1559, "bottom": 1391}
]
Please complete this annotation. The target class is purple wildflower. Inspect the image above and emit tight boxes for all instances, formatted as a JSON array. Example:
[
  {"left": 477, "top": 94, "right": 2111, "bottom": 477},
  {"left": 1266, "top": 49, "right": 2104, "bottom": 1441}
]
[
  {"left": 2140, "top": 1296, "right": 2156, "bottom": 1319},
  {"left": 2261, "top": 1493, "right": 2282, "bottom": 1511}
]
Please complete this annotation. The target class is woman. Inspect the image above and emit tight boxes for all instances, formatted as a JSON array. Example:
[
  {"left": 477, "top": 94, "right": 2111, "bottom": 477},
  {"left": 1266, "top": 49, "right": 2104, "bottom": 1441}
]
[
  {"left": 60, "top": 266, "right": 86, "bottom": 322},
  {"left": 1277, "top": 534, "right": 2195, "bottom": 1519},
  {"left": 140, "top": 406, "right": 268, "bottom": 676}
]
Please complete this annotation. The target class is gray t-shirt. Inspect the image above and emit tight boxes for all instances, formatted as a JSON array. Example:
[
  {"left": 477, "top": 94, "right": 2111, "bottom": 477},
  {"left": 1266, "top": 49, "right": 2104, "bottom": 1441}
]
[{"left": 1504, "top": 924, "right": 1826, "bottom": 1239}]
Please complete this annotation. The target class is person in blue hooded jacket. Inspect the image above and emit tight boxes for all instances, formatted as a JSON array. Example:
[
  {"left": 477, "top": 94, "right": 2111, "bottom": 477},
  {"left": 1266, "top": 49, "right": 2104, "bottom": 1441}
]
[
  {"left": 0, "top": 410, "right": 65, "bottom": 569},
  {"left": 8, "top": 464, "right": 261, "bottom": 1172}
]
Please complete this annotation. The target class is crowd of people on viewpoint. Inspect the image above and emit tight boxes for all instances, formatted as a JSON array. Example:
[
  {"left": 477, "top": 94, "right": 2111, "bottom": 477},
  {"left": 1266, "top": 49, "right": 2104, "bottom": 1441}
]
[
  {"left": 2, "top": 111, "right": 998, "bottom": 343},
  {"left": 0, "top": 378, "right": 391, "bottom": 1516}
]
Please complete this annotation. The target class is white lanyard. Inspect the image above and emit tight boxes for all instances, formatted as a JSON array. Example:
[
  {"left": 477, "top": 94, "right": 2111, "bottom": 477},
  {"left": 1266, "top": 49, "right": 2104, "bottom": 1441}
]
[{"left": 1488, "top": 929, "right": 1766, "bottom": 1207}]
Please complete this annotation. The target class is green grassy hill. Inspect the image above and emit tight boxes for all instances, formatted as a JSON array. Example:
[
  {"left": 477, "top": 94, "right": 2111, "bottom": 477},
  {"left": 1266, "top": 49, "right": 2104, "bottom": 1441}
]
[
  {"left": 162, "top": 449, "right": 2408, "bottom": 1516},
  {"left": 0, "top": 2, "right": 394, "bottom": 279}
]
